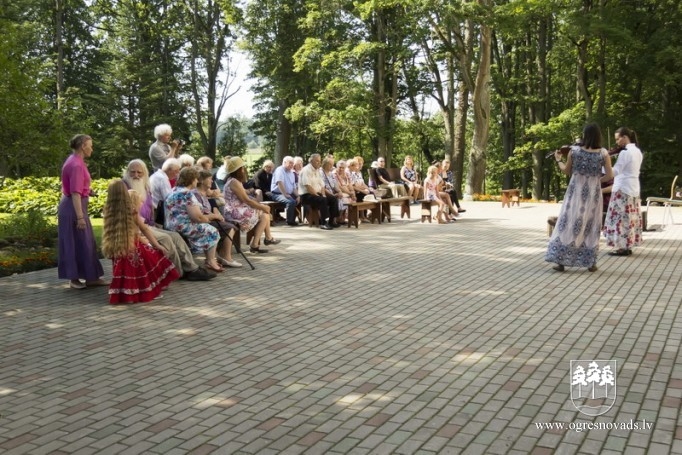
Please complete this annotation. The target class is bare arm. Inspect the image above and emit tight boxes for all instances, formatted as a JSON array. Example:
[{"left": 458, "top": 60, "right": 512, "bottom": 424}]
[
  {"left": 230, "top": 179, "right": 271, "bottom": 213},
  {"left": 600, "top": 150, "right": 614, "bottom": 182}
]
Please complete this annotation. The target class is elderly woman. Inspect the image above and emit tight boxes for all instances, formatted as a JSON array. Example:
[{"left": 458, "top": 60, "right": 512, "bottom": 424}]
[
  {"left": 164, "top": 166, "right": 223, "bottom": 273},
  {"left": 347, "top": 158, "right": 371, "bottom": 202},
  {"left": 223, "top": 157, "right": 280, "bottom": 253},
  {"left": 58, "top": 134, "right": 108, "bottom": 289},
  {"left": 194, "top": 169, "right": 242, "bottom": 268},
  {"left": 320, "top": 157, "right": 347, "bottom": 224},
  {"left": 334, "top": 160, "right": 356, "bottom": 201},
  {"left": 400, "top": 155, "right": 422, "bottom": 203}
]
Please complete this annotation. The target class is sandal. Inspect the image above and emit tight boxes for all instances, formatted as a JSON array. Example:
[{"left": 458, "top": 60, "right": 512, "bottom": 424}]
[
  {"left": 204, "top": 261, "right": 224, "bottom": 273},
  {"left": 553, "top": 264, "right": 565, "bottom": 272},
  {"left": 264, "top": 237, "right": 281, "bottom": 246},
  {"left": 249, "top": 245, "right": 269, "bottom": 254},
  {"left": 588, "top": 265, "right": 598, "bottom": 272}
]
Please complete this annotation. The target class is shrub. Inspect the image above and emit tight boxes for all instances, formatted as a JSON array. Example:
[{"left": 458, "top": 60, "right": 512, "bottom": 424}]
[
  {"left": 0, "top": 210, "right": 58, "bottom": 277},
  {"left": 0, "top": 177, "right": 109, "bottom": 217}
]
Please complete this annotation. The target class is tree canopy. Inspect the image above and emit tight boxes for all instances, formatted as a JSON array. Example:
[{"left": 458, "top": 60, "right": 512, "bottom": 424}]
[{"left": 1, "top": 0, "right": 680, "bottom": 198}]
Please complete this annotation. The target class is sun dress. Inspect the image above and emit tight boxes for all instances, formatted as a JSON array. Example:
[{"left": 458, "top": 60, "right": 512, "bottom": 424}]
[
  {"left": 223, "top": 177, "right": 261, "bottom": 232},
  {"left": 164, "top": 186, "right": 219, "bottom": 254},
  {"left": 109, "top": 240, "right": 180, "bottom": 304},
  {"left": 545, "top": 147, "right": 605, "bottom": 268},
  {"left": 424, "top": 178, "right": 443, "bottom": 202}
]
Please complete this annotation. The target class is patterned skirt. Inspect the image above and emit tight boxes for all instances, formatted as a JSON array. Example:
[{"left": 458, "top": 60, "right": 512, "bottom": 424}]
[
  {"left": 603, "top": 190, "right": 643, "bottom": 250},
  {"left": 109, "top": 242, "right": 180, "bottom": 304}
]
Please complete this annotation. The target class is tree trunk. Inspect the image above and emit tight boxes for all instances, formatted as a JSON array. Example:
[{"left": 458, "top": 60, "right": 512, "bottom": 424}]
[
  {"left": 54, "top": 0, "right": 64, "bottom": 111},
  {"left": 465, "top": 15, "right": 491, "bottom": 196},
  {"left": 275, "top": 100, "right": 291, "bottom": 165}
]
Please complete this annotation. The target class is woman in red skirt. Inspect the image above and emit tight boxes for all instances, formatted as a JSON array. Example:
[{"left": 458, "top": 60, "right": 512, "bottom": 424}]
[{"left": 102, "top": 180, "right": 179, "bottom": 304}]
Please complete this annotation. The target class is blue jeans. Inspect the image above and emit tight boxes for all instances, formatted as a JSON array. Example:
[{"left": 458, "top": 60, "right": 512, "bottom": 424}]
[{"left": 272, "top": 193, "right": 297, "bottom": 223}]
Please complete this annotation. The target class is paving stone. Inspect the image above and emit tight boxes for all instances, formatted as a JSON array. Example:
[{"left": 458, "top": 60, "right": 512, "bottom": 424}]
[{"left": 1, "top": 202, "right": 680, "bottom": 453}]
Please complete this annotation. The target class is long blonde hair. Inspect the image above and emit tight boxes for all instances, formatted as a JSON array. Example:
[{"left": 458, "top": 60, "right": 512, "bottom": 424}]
[{"left": 101, "top": 179, "right": 137, "bottom": 258}]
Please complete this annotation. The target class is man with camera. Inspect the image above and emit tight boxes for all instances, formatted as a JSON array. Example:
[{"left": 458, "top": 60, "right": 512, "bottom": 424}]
[{"left": 149, "top": 123, "right": 185, "bottom": 171}]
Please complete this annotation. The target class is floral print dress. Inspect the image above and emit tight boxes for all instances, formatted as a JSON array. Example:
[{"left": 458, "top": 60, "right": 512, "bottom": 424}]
[
  {"left": 164, "top": 186, "right": 219, "bottom": 254},
  {"left": 545, "top": 147, "right": 605, "bottom": 267}
]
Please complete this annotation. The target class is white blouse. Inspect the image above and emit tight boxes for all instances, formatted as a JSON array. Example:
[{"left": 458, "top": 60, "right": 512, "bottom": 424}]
[{"left": 612, "top": 143, "right": 643, "bottom": 197}]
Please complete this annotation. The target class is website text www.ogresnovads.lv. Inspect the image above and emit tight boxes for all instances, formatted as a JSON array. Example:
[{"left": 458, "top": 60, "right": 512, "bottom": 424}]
[{"left": 534, "top": 419, "right": 653, "bottom": 433}]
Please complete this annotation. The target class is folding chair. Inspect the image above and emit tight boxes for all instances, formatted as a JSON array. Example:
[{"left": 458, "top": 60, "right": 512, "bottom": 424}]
[{"left": 646, "top": 176, "right": 681, "bottom": 228}]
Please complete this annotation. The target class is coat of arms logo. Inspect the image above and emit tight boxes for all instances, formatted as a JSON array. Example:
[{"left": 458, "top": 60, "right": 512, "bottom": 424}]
[{"left": 570, "top": 360, "right": 616, "bottom": 416}]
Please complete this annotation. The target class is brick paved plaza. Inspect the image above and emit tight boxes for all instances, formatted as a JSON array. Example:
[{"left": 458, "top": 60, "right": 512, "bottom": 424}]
[{"left": 1, "top": 202, "right": 681, "bottom": 454}]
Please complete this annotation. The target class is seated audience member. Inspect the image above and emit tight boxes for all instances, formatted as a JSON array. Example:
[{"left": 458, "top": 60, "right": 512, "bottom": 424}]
[
  {"left": 293, "top": 156, "right": 304, "bottom": 185},
  {"left": 178, "top": 153, "right": 195, "bottom": 169},
  {"left": 333, "top": 160, "right": 356, "bottom": 223},
  {"left": 423, "top": 166, "right": 454, "bottom": 223},
  {"left": 215, "top": 155, "right": 231, "bottom": 190},
  {"left": 271, "top": 156, "right": 301, "bottom": 226},
  {"left": 123, "top": 159, "right": 214, "bottom": 281},
  {"left": 223, "top": 157, "right": 280, "bottom": 253},
  {"left": 376, "top": 156, "right": 407, "bottom": 198},
  {"left": 165, "top": 166, "right": 223, "bottom": 273},
  {"left": 252, "top": 160, "right": 275, "bottom": 201},
  {"left": 196, "top": 156, "right": 225, "bottom": 209},
  {"left": 347, "top": 158, "right": 371, "bottom": 202},
  {"left": 368, "top": 161, "right": 379, "bottom": 190},
  {"left": 432, "top": 161, "right": 459, "bottom": 217},
  {"left": 440, "top": 159, "right": 465, "bottom": 213},
  {"left": 401, "top": 155, "right": 422, "bottom": 203},
  {"left": 149, "top": 123, "right": 183, "bottom": 172},
  {"left": 150, "top": 158, "right": 181, "bottom": 222},
  {"left": 195, "top": 169, "right": 242, "bottom": 268},
  {"left": 320, "top": 157, "right": 346, "bottom": 224},
  {"left": 102, "top": 180, "right": 180, "bottom": 304},
  {"left": 299, "top": 154, "right": 339, "bottom": 230}
]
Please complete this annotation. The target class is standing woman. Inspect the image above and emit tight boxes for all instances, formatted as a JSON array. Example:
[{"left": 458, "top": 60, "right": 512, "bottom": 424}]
[
  {"left": 603, "top": 127, "right": 643, "bottom": 256},
  {"left": 545, "top": 123, "right": 614, "bottom": 272},
  {"left": 58, "top": 134, "right": 108, "bottom": 289}
]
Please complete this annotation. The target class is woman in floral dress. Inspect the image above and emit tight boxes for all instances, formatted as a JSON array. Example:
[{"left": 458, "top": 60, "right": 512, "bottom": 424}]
[
  {"left": 164, "top": 166, "right": 222, "bottom": 272},
  {"left": 545, "top": 123, "right": 614, "bottom": 272}
]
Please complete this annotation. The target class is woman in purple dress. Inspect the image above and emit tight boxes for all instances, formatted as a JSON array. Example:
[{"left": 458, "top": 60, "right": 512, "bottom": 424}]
[{"left": 58, "top": 134, "right": 108, "bottom": 289}]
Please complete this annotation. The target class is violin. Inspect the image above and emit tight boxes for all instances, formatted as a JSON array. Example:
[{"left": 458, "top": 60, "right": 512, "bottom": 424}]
[
  {"left": 608, "top": 145, "right": 625, "bottom": 156},
  {"left": 545, "top": 142, "right": 582, "bottom": 159}
]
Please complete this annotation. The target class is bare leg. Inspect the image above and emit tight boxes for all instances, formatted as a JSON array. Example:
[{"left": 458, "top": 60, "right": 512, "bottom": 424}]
[{"left": 250, "top": 214, "right": 268, "bottom": 248}]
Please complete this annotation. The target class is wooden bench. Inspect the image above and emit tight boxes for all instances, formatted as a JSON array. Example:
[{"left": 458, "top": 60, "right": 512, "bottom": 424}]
[
  {"left": 420, "top": 199, "right": 439, "bottom": 223},
  {"left": 501, "top": 189, "right": 521, "bottom": 207},
  {"left": 379, "top": 196, "right": 411, "bottom": 222},
  {"left": 262, "top": 200, "right": 285, "bottom": 225},
  {"left": 347, "top": 200, "right": 380, "bottom": 228}
]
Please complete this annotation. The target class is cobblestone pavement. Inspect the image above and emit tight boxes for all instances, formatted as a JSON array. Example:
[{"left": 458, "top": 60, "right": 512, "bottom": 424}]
[{"left": 1, "top": 202, "right": 681, "bottom": 455}]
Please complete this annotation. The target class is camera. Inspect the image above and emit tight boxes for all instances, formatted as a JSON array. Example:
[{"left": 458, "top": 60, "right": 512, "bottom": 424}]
[{"left": 177, "top": 139, "right": 185, "bottom": 146}]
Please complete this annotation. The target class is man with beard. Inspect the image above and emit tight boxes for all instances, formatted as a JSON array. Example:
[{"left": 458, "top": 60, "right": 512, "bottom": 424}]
[{"left": 122, "top": 159, "right": 215, "bottom": 281}]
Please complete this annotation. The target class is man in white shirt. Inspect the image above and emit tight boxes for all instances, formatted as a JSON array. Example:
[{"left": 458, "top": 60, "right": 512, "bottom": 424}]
[
  {"left": 150, "top": 158, "right": 181, "bottom": 214},
  {"left": 299, "top": 154, "right": 339, "bottom": 230},
  {"left": 271, "top": 156, "right": 301, "bottom": 226}
]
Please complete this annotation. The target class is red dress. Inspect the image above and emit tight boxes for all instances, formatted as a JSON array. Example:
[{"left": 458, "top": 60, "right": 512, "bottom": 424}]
[{"left": 109, "top": 240, "right": 180, "bottom": 304}]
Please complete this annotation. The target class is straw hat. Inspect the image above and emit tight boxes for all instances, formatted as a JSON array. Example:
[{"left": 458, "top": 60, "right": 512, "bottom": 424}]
[{"left": 227, "top": 157, "right": 246, "bottom": 174}]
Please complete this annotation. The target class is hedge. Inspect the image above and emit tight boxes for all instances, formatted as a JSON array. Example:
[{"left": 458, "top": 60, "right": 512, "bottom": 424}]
[{"left": 0, "top": 177, "right": 110, "bottom": 217}]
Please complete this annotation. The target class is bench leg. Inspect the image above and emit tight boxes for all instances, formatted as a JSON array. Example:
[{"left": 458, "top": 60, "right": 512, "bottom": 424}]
[
  {"left": 401, "top": 201, "right": 410, "bottom": 219},
  {"left": 421, "top": 202, "right": 432, "bottom": 223}
]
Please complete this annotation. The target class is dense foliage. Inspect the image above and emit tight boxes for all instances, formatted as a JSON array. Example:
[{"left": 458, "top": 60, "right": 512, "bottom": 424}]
[
  {"left": 0, "top": 0, "right": 680, "bottom": 199},
  {"left": 0, "top": 177, "right": 109, "bottom": 217}
]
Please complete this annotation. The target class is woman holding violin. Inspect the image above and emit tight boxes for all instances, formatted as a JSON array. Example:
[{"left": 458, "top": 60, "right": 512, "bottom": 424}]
[
  {"left": 603, "top": 127, "right": 643, "bottom": 256},
  {"left": 545, "top": 123, "right": 614, "bottom": 272}
]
